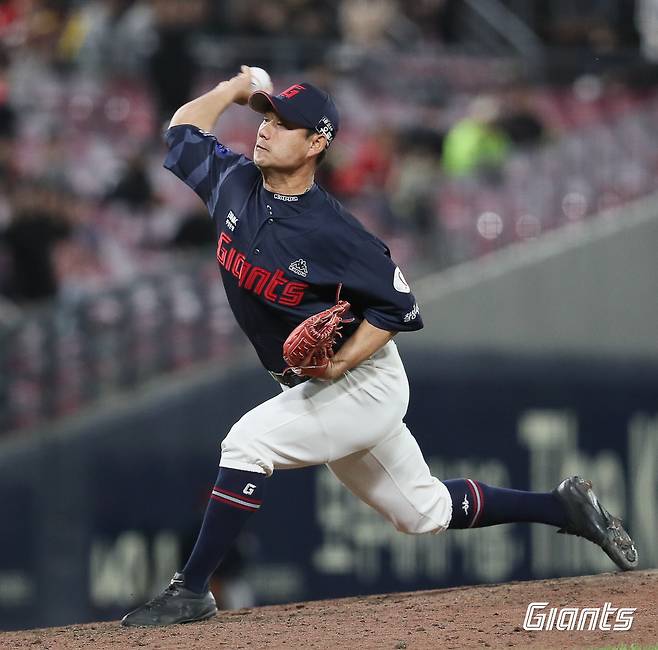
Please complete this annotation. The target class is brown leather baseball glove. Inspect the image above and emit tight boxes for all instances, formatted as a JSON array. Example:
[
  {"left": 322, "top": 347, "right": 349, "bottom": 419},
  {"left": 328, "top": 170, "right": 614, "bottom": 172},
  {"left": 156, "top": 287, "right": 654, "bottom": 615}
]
[{"left": 283, "top": 284, "right": 352, "bottom": 377}]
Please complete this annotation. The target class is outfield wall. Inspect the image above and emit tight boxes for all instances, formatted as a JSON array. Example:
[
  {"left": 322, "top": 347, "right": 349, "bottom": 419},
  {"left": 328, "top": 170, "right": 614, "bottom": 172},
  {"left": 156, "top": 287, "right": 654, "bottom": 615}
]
[{"left": 410, "top": 195, "right": 658, "bottom": 359}]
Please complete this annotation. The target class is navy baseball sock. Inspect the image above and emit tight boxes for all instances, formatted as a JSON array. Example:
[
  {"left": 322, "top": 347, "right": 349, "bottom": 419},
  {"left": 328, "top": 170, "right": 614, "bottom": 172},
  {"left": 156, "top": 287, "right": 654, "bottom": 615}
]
[
  {"left": 182, "top": 466, "right": 265, "bottom": 593},
  {"left": 443, "top": 479, "right": 567, "bottom": 529}
]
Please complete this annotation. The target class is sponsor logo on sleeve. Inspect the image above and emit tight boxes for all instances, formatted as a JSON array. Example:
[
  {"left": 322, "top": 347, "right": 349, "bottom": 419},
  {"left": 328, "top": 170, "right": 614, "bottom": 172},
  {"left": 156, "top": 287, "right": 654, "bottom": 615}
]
[
  {"left": 393, "top": 267, "right": 410, "bottom": 293},
  {"left": 403, "top": 303, "right": 419, "bottom": 323}
]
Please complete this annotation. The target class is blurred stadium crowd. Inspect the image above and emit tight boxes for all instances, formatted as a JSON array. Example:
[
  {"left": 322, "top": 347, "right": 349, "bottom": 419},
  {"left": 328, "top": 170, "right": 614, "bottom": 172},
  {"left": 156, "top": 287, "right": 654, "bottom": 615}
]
[{"left": 0, "top": 0, "right": 657, "bottom": 433}]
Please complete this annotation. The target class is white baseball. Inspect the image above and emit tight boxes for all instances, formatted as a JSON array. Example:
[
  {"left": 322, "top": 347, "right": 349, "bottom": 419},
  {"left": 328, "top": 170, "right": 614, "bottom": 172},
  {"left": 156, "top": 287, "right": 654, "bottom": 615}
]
[{"left": 249, "top": 67, "right": 273, "bottom": 94}]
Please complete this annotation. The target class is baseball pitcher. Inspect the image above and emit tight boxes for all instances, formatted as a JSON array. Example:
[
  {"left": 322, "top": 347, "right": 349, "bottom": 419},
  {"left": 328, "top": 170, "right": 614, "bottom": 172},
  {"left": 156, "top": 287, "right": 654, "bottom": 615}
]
[{"left": 122, "top": 67, "right": 638, "bottom": 626}]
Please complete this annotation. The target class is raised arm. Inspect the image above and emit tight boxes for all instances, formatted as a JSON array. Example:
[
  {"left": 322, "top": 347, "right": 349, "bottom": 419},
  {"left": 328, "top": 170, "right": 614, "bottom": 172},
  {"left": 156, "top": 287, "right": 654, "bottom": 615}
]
[{"left": 169, "top": 65, "right": 254, "bottom": 132}]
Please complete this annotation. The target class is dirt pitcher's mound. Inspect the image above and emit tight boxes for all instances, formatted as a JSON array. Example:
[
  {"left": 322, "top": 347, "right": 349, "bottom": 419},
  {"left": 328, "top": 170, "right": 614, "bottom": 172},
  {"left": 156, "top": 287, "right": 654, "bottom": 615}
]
[{"left": 2, "top": 570, "right": 657, "bottom": 650}]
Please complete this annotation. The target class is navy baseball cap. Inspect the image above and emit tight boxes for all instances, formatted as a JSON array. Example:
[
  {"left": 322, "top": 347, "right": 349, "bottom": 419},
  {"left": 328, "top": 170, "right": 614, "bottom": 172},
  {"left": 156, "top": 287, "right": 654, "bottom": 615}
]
[{"left": 249, "top": 82, "right": 339, "bottom": 146}]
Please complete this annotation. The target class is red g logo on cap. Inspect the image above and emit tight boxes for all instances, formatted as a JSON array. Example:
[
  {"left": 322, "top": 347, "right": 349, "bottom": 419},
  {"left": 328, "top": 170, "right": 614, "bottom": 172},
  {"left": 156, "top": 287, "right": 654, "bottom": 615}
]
[{"left": 279, "top": 84, "right": 306, "bottom": 99}]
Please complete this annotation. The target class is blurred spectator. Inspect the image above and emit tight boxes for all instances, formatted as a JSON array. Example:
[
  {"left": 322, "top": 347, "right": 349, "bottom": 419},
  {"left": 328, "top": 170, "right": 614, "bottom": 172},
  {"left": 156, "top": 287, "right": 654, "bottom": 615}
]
[
  {"left": 171, "top": 207, "right": 216, "bottom": 250},
  {"left": 401, "top": 0, "right": 439, "bottom": 39},
  {"left": 148, "top": 0, "right": 210, "bottom": 121},
  {"left": 63, "top": 0, "right": 156, "bottom": 78},
  {"left": 1, "top": 0, "right": 64, "bottom": 51},
  {"left": 37, "top": 132, "right": 73, "bottom": 189},
  {"left": 636, "top": 0, "right": 658, "bottom": 62},
  {"left": 389, "top": 127, "right": 444, "bottom": 257},
  {"left": 104, "top": 152, "right": 156, "bottom": 211},
  {"left": 338, "top": 0, "right": 400, "bottom": 49},
  {"left": 0, "top": 44, "right": 16, "bottom": 188},
  {"left": 535, "top": 0, "right": 638, "bottom": 52},
  {"left": 0, "top": 1, "right": 20, "bottom": 38},
  {"left": 494, "top": 110, "right": 545, "bottom": 148},
  {"left": 494, "top": 89, "right": 547, "bottom": 148},
  {"left": 230, "top": 0, "right": 337, "bottom": 39},
  {"left": 325, "top": 125, "right": 396, "bottom": 198},
  {"left": 1, "top": 181, "right": 72, "bottom": 303},
  {"left": 442, "top": 96, "right": 510, "bottom": 177},
  {"left": 405, "top": 0, "right": 460, "bottom": 43}
]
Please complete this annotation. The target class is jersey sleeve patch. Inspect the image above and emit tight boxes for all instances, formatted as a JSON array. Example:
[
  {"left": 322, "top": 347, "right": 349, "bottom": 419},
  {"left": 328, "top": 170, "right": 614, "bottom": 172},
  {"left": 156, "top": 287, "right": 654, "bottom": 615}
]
[
  {"left": 341, "top": 238, "right": 423, "bottom": 333},
  {"left": 393, "top": 267, "right": 410, "bottom": 293}
]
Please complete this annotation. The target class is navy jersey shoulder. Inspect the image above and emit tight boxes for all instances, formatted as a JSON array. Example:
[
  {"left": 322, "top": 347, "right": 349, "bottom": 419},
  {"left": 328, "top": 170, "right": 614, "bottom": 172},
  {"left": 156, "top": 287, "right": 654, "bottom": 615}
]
[
  {"left": 164, "top": 124, "right": 260, "bottom": 214},
  {"left": 322, "top": 192, "right": 390, "bottom": 252},
  {"left": 309, "top": 189, "right": 423, "bottom": 334}
]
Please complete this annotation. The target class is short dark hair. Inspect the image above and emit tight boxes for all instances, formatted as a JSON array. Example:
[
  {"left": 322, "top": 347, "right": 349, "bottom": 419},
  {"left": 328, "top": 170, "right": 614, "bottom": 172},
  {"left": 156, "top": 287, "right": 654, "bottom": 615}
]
[{"left": 307, "top": 129, "right": 328, "bottom": 166}]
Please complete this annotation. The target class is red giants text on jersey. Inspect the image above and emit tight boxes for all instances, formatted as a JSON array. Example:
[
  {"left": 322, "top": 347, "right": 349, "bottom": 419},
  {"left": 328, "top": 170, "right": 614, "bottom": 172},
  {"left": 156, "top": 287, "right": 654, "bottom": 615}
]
[{"left": 216, "top": 232, "right": 308, "bottom": 307}]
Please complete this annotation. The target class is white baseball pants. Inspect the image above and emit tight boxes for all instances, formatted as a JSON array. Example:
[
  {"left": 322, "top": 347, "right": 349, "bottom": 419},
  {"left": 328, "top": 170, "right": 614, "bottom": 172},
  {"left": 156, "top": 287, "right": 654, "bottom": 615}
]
[{"left": 220, "top": 341, "right": 452, "bottom": 534}]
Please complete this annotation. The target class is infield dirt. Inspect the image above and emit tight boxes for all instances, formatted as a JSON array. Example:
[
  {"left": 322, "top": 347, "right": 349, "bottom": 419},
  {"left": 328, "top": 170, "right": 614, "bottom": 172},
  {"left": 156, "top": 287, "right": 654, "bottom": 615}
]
[{"left": 2, "top": 570, "right": 656, "bottom": 649}]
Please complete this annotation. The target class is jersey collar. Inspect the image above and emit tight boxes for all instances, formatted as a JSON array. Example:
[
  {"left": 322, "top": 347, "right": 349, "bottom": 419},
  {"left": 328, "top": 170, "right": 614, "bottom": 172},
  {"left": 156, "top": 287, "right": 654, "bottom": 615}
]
[{"left": 261, "top": 183, "right": 322, "bottom": 215}]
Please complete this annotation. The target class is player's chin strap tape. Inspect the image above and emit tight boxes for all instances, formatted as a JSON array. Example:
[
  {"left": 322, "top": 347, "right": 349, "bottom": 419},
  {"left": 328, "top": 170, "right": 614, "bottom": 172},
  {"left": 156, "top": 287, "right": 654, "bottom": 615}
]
[{"left": 269, "top": 370, "right": 310, "bottom": 388}]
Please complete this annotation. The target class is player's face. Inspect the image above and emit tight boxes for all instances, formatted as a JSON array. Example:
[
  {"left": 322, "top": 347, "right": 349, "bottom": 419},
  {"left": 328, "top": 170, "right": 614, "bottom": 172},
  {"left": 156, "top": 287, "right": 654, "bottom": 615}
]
[{"left": 254, "top": 111, "right": 315, "bottom": 172}]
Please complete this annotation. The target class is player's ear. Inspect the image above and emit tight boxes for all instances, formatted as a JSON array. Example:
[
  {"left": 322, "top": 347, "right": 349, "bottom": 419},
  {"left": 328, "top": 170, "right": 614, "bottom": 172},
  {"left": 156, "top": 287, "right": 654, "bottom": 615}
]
[{"left": 307, "top": 134, "right": 327, "bottom": 160}]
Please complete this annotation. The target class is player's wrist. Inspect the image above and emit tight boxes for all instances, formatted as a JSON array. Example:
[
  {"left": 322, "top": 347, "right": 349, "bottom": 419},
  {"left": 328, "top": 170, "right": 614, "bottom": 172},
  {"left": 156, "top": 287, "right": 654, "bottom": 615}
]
[
  {"left": 325, "top": 358, "right": 349, "bottom": 380},
  {"left": 224, "top": 75, "right": 251, "bottom": 105},
  {"left": 212, "top": 79, "right": 237, "bottom": 102}
]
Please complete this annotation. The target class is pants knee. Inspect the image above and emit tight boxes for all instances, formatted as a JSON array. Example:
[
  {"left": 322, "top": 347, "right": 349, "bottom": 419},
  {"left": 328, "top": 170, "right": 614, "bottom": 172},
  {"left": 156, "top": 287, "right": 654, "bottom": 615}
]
[
  {"left": 392, "top": 480, "right": 452, "bottom": 534},
  {"left": 392, "top": 513, "right": 447, "bottom": 535},
  {"left": 220, "top": 420, "right": 272, "bottom": 476}
]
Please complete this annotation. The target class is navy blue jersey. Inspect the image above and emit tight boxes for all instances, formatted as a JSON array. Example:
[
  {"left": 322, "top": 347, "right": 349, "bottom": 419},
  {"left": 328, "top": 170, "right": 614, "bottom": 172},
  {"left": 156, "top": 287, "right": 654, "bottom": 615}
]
[{"left": 164, "top": 124, "right": 423, "bottom": 372}]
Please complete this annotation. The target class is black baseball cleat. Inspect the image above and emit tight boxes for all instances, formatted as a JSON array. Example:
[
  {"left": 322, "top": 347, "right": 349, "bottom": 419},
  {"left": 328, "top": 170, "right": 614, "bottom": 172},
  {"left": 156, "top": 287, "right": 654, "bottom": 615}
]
[
  {"left": 553, "top": 476, "right": 638, "bottom": 571},
  {"left": 121, "top": 573, "right": 217, "bottom": 627}
]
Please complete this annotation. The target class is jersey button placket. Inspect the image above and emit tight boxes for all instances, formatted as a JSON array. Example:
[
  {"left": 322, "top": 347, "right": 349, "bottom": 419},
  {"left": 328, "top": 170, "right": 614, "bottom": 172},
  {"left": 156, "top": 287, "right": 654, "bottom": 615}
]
[{"left": 247, "top": 208, "right": 271, "bottom": 259}]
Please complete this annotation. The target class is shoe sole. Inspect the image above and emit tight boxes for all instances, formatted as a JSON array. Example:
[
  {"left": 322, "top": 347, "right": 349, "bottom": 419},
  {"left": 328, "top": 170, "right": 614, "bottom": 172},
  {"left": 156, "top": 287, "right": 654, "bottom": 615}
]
[{"left": 556, "top": 477, "right": 638, "bottom": 571}]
